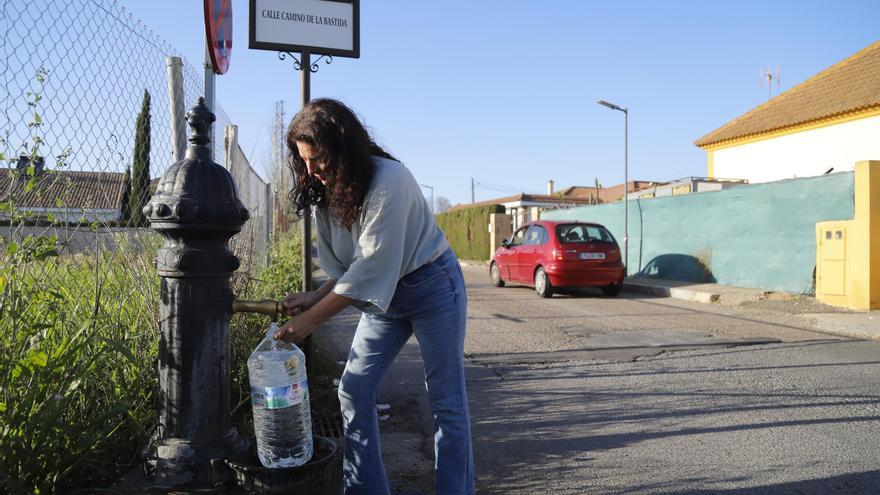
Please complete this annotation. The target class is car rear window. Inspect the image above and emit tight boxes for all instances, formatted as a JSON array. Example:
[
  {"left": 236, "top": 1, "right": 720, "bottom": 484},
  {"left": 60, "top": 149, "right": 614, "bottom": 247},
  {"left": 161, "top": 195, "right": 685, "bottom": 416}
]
[{"left": 556, "top": 224, "right": 615, "bottom": 244}]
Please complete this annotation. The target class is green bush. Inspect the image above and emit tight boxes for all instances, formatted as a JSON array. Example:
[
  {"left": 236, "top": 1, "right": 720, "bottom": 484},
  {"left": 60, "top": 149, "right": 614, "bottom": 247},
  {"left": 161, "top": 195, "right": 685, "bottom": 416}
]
[{"left": 436, "top": 204, "right": 504, "bottom": 261}]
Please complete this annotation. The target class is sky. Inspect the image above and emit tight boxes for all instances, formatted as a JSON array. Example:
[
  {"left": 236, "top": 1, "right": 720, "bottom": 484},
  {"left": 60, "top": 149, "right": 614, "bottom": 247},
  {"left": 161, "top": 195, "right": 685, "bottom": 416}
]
[{"left": 122, "top": 0, "right": 880, "bottom": 207}]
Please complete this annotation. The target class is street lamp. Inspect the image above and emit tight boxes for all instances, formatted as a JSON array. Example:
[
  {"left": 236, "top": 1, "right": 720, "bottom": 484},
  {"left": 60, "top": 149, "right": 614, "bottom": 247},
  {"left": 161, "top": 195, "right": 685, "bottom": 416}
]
[
  {"left": 597, "top": 99, "right": 629, "bottom": 273},
  {"left": 419, "top": 183, "right": 434, "bottom": 214}
]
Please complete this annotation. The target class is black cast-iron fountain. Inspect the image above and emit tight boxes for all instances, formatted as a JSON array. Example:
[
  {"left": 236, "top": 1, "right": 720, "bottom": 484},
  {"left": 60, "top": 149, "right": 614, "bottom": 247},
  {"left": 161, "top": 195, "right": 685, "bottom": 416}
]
[
  {"left": 141, "top": 97, "right": 338, "bottom": 491},
  {"left": 142, "top": 97, "right": 251, "bottom": 485}
]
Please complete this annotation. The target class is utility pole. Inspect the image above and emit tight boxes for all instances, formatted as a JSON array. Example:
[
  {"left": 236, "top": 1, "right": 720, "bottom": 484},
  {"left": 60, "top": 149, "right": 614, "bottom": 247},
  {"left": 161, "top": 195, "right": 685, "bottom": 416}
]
[
  {"left": 273, "top": 100, "right": 286, "bottom": 235},
  {"left": 419, "top": 183, "right": 434, "bottom": 213},
  {"left": 471, "top": 177, "right": 475, "bottom": 204}
]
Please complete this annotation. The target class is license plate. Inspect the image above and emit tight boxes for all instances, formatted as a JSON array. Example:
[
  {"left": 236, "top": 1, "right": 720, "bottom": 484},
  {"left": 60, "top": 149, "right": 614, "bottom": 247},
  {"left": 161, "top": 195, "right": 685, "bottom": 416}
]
[{"left": 579, "top": 252, "right": 605, "bottom": 260}]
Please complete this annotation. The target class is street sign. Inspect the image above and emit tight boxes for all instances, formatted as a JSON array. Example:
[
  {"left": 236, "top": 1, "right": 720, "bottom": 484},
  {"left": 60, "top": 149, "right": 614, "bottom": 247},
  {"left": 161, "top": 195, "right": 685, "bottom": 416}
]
[
  {"left": 249, "top": 0, "right": 360, "bottom": 58},
  {"left": 205, "top": 0, "right": 233, "bottom": 74}
]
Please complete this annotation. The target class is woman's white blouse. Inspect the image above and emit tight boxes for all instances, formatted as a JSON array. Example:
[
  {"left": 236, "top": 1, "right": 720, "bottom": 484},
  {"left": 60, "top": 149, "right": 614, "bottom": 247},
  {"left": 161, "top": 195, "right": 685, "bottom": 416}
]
[{"left": 314, "top": 157, "right": 449, "bottom": 314}]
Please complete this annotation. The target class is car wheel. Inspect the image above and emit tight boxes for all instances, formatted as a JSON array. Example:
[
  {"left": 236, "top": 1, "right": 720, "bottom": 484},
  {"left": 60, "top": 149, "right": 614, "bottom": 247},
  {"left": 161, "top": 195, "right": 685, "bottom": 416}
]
[
  {"left": 601, "top": 283, "right": 621, "bottom": 297},
  {"left": 534, "top": 267, "right": 554, "bottom": 298},
  {"left": 490, "top": 262, "right": 505, "bottom": 287}
]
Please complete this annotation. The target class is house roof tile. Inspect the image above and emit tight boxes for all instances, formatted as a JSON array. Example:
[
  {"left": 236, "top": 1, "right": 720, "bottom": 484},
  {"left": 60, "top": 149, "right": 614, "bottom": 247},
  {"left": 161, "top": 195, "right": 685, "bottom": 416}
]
[
  {"left": 0, "top": 168, "right": 126, "bottom": 210},
  {"left": 695, "top": 40, "right": 880, "bottom": 148}
]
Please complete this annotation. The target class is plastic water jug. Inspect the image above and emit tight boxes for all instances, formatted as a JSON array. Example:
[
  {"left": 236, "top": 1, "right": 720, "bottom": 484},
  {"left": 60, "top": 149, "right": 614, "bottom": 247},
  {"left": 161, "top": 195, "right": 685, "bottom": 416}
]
[{"left": 247, "top": 322, "right": 314, "bottom": 468}]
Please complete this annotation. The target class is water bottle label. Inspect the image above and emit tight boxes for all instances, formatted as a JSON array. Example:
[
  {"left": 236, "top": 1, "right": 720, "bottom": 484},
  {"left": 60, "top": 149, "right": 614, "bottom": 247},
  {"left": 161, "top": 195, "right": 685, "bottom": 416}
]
[{"left": 251, "top": 380, "right": 309, "bottom": 409}]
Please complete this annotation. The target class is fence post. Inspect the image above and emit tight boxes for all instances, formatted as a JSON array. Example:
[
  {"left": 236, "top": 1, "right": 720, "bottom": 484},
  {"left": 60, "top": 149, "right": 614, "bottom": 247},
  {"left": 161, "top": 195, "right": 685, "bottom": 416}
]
[
  {"left": 489, "top": 213, "right": 513, "bottom": 259},
  {"left": 165, "top": 57, "right": 186, "bottom": 162}
]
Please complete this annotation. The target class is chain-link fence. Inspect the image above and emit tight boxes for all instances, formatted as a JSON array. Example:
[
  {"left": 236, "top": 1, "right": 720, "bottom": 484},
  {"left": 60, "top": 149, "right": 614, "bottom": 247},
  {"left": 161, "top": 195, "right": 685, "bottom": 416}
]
[
  {"left": 1, "top": 0, "right": 271, "bottom": 318},
  {"left": 1, "top": 2, "right": 280, "bottom": 488},
  {"left": 226, "top": 125, "right": 272, "bottom": 280}
]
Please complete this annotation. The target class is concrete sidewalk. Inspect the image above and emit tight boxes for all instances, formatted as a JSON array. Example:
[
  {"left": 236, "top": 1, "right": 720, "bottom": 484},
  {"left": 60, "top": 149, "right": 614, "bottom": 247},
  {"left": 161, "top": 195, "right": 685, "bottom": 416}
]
[
  {"left": 623, "top": 276, "right": 765, "bottom": 305},
  {"left": 621, "top": 276, "right": 880, "bottom": 340}
]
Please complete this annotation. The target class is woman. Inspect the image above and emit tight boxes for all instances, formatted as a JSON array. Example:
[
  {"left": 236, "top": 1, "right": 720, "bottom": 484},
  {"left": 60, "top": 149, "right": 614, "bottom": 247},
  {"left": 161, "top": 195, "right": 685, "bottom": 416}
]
[{"left": 275, "top": 98, "right": 474, "bottom": 495}]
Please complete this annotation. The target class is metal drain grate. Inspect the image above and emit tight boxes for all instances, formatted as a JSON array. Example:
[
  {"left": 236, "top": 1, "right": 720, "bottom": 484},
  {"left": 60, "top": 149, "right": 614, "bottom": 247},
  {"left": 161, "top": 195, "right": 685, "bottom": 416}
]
[{"left": 312, "top": 411, "right": 343, "bottom": 438}]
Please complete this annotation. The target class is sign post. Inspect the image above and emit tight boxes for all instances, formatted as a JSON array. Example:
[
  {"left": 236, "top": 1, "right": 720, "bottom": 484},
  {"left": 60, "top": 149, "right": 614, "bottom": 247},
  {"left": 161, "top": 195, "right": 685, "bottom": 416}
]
[
  {"left": 249, "top": 0, "right": 359, "bottom": 294},
  {"left": 204, "top": 0, "right": 233, "bottom": 152}
]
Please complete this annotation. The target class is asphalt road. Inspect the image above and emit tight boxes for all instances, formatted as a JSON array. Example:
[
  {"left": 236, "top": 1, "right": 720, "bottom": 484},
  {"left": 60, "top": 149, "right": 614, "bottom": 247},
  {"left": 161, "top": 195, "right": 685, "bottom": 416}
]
[{"left": 460, "top": 264, "right": 880, "bottom": 494}]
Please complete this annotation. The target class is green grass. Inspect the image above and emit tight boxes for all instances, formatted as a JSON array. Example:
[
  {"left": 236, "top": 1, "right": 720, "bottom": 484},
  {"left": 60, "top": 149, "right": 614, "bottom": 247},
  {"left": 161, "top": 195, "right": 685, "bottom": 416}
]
[{"left": 0, "top": 233, "right": 160, "bottom": 493}]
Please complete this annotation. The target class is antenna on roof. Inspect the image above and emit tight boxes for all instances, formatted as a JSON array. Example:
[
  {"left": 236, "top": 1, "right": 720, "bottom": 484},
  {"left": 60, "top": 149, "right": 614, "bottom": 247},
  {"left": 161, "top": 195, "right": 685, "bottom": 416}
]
[{"left": 760, "top": 66, "right": 781, "bottom": 100}]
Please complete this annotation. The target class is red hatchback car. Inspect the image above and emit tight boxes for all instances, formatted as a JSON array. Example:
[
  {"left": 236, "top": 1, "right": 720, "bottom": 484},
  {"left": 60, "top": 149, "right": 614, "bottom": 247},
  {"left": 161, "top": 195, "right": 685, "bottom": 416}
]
[{"left": 490, "top": 220, "right": 626, "bottom": 297}]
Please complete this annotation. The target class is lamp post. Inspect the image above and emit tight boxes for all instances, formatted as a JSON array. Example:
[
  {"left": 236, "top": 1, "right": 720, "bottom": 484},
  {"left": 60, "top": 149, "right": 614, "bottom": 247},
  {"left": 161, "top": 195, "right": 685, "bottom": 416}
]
[
  {"left": 420, "top": 183, "right": 435, "bottom": 214},
  {"left": 597, "top": 99, "right": 629, "bottom": 273}
]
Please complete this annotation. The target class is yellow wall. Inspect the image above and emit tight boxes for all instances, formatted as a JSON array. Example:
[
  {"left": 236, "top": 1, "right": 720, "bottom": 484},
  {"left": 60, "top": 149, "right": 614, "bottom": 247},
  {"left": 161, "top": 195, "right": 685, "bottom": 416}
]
[
  {"left": 707, "top": 150, "right": 714, "bottom": 179},
  {"left": 816, "top": 160, "right": 880, "bottom": 310},
  {"left": 672, "top": 184, "right": 692, "bottom": 196}
]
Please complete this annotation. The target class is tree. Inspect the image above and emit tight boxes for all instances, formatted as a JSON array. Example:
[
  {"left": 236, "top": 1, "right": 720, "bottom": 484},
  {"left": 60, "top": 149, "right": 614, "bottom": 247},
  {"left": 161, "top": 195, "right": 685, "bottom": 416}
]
[
  {"left": 120, "top": 165, "right": 132, "bottom": 224},
  {"left": 129, "top": 90, "right": 151, "bottom": 226},
  {"left": 435, "top": 196, "right": 452, "bottom": 213}
]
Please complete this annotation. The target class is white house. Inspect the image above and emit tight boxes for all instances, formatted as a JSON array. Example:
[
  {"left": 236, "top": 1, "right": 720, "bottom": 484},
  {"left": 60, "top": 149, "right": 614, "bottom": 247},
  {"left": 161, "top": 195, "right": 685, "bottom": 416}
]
[{"left": 695, "top": 40, "right": 880, "bottom": 182}]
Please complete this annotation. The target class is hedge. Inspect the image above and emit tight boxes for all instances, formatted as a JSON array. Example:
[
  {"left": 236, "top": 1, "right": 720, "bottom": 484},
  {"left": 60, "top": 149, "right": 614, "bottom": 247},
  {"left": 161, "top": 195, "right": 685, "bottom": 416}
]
[{"left": 435, "top": 204, "right": 504, "bottom": 261}]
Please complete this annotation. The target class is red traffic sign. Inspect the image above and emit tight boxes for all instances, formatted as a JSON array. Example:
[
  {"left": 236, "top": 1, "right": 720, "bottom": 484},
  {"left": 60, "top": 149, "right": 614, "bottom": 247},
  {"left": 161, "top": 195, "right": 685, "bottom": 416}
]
[{"left": 204, "top": 0, "right": 232, "bottom": 74}]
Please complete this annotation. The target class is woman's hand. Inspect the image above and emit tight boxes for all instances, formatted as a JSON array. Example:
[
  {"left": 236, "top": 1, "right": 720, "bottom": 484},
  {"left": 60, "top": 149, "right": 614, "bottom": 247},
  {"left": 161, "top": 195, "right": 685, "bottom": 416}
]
[
  {"left": 275, "top": 286, "right": 352, "bottom": 344},
  {"left": 274, "top": 313, "right": 319, "bottom": 344},
  {"left": 282, "top": 291, "right": 320, "bottom": 317}
]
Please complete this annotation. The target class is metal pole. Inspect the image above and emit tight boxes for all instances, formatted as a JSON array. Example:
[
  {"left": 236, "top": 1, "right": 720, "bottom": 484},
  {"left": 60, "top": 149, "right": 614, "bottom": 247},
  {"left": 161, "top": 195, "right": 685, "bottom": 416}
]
[
  {"left": 471, "top": 177, "right": 475, "bottom": 204},
  {"left": 204, "top": 45, "right": 216, "bottom": 156},
  {"left": 596, "top": 100, "right": 628, "bottom": 272},
  {"left": 166, "top": 57, "right": 186, "bottom": 162},
  {"left": 300, "top": 52, "right": 315, "bottom": 371},
  {"left": 301, "top": 51, "right": 312, "bottom": 294},
  {"left": 624, "top": 109, "right": 629, "bottom": 274}
]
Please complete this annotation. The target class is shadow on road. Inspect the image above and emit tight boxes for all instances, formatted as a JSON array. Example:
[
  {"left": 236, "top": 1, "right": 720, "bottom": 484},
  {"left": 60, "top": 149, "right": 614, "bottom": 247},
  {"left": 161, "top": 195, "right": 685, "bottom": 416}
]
[{"left": 629, "top": 469, "right": 880, "bottom": 494}]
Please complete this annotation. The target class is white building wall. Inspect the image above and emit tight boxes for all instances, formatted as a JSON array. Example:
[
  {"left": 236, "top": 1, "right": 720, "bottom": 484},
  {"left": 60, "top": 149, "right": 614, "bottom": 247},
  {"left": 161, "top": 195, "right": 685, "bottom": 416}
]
[{"left": 712, "top": 115, "right": 880, "bottom": 182}]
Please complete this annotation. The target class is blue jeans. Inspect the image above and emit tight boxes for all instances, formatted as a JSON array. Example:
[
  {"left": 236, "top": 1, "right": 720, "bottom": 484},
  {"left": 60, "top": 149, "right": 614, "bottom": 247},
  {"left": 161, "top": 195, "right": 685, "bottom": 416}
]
[{"left": 338, "top": 249, "right": 475, "bottom": 495}]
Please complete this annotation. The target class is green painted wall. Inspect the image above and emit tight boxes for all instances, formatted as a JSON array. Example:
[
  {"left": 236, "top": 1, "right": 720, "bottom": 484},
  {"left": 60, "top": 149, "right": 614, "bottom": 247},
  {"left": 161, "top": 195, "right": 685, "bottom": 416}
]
[{"left": 543, "top": 172, "right": 855, "bottom": 294}]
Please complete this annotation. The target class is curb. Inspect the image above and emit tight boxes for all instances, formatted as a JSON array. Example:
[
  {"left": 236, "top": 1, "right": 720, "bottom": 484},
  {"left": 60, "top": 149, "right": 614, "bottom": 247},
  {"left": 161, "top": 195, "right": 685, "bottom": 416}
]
[
  {"left": 623, "top": 280, "right": 720, "bottom": 304},
  {"left": 458, "top": 259, "right": 489, "bottom": 269}
]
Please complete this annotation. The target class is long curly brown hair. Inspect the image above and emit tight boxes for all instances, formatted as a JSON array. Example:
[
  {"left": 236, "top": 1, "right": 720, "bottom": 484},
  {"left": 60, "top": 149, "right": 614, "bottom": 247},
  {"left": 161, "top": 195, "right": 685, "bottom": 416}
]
[{"left": 287, "top": 98, "right": 396, "bottom": 229}]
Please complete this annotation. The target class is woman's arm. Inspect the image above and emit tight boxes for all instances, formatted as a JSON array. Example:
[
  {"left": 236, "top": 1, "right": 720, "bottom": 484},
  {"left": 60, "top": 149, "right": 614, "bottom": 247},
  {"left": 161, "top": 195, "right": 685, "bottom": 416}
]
[{"left": 274, "top": 288, "right": 355, "bottom": 343}]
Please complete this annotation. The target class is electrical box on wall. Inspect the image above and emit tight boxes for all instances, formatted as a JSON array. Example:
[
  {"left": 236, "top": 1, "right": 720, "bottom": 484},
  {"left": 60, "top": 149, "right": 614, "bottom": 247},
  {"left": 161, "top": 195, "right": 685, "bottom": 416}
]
[{"left": 815, "top": 223, "right": 850, "bottom": 299}]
